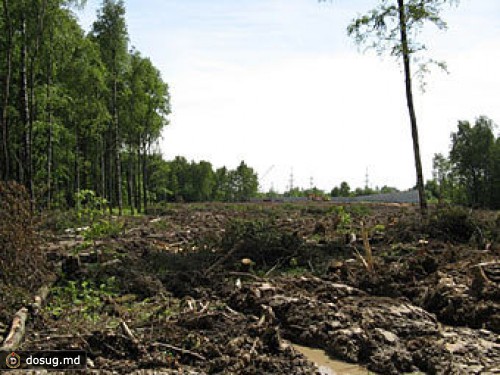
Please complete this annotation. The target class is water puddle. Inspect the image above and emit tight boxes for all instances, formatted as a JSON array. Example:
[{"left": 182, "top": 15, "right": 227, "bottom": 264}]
[{"left": 292, "top": 344, "right": 371, "bottom": 375}]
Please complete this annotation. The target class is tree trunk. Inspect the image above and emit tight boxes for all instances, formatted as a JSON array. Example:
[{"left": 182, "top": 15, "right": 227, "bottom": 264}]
[
  {"left": 46, "top": 25, "right": 53, "bottom": 209},
  {"left": 20, "top": 16, "right": 33, "bottom": 209},
  {"left": 127, "top": 152, "right": 134, "bottom": 215},
  {"left": 1, "top": 0, "right": 12, "bottom": 180},
  {"left": 100, "top": 136, "right": 106, "bottom": 212},
  {"left": 397, "top": 0, "right": 427, "bottom": 215},
  {"left": 26, "top": 0, "right": 47, "bottom": 207},
  {"left": 75, "top": 125, "right": 80, "bottom": 211},
  {"left": 114, "top": 103, "right": 123, "bottom": 215},
  {"left": 107, "top": 143, "right": 113, "bottom": 215},
  {"left": 112, "top": 52, "right": 123, "bottom": 216},
  {"left": 142, "top": 139, "right": 148, "bottom": 213},
  {"left": 136, "top": 146, "right": 141, "bottom": 213}
]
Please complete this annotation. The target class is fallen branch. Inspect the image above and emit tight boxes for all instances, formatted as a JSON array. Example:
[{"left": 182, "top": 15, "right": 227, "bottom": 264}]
[
  {"left": 152, "top": 342, "right": 206, "bottom": 361},
  {"left": 1, "top": 307, "right": 28, "bottom": 350},
  {"left": 352, "top": 246, "right": 371, "bottom": 273},
  {"left": 361, "top": 222, "right": 374, "bottom": 273},
  {"left": 120, "top": 320, "right": 147, "bottom": 355},
  {"left": 199, "top": 302, "right": 210, "bottom": 314},
  {"left": 225, "top": 305, "right": 242, "bottom": 316},
  {"left": 264, "top": 258, "right": 285, "bottom": 277},
  {"left": 205, "top": 240, "right": 243, "bottom": 275},
  {"left": 228, "top": 271, "right": 263, "bottom": 281},
  {"left": 120, "top": 321, "right": 139, "bottom": 346},
  {"left": 471, "top": 261, "right": 499, "bottom": 268}
]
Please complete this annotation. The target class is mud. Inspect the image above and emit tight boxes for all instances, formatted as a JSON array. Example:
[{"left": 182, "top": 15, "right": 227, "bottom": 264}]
[{"left": 292, "top": 344, "right": 371, "bottom": 374}]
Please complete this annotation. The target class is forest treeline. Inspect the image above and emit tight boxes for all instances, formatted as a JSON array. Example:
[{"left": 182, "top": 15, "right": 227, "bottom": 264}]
[
  {"left": 426, "top": 116, "right": 500, "bottom": 209},
  {"left": 147, "top": 157, "right": 258, "bottom": 203},
  {"left": 1, "top": 1, "right": 498, "bottom": 212},
  {"left": 0, "top": 0, "right": 168, "bottom": 213},
  {"left": 0, "top": 0, "right": 259, "bottom": 212}
]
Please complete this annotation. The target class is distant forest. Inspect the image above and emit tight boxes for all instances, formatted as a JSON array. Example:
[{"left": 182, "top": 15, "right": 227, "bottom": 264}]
[
  {"left": 1, "top": 1, "right": 498, "bottom": 211},
  {"left": 426, "top": 117, "right": 500, "bottom": 209},
  {"left": 0, "top": 0, "right": 261, "bottom": 212}
]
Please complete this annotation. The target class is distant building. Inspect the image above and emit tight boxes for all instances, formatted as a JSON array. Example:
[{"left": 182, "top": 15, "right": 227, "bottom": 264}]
[{"left": 330, "top": 190, "right": 419, "bottom": 204}]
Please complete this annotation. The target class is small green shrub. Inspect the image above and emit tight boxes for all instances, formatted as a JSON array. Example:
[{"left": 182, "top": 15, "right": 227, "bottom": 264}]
[
  {"left": 427, "top": 207, "right": 476, "bottom": 243},
  {"left": 222, "top": 219, "right": 303, "bottom": 268},
  {"left": 46, "top": 278, "right": 118, "bottom": 321},
  {"left": 75, "top": 190, "right": 108, "bottom": 224},
  {"left": 82, "top": 219, "right": 124, "bottom": 240}
]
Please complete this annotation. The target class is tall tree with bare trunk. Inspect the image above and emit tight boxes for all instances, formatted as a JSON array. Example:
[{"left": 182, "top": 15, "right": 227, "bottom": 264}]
[{"left": 345, "top": 0, "right": 457, "bottom": 215}]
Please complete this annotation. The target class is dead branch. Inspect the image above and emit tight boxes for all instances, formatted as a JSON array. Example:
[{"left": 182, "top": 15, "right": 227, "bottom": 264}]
[
  {"left": 228, "top": 271, "right": 263, "bottom": 281},
  {"left": 120, "top": 321, "right": 139, "bottom": 345},
  {"left": 199, "top": 302, "right": 210, "bottom": 314},
  {"left": 361, "top": 222, "right": 374, "bottom": 273},
  {"left": 225, "top": 305, "right": 242, "bottom": 316},
  {"left": 152, "top": 342, "right": 206, "bottom": 361},
  {"left": 352, "top": 246, "right": 371, "bottom": 272},
  {"left": 205, "top": 240, "right": 243, "bottom": 275}
]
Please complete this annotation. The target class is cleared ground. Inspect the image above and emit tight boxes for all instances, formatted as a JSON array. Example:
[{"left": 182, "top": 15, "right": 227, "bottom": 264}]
[{"left": 1, "top": 202, "right": 499, "bottom": 374}]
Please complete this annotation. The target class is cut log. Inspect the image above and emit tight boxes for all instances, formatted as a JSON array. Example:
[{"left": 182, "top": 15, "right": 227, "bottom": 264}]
[
  {"left": 1, "top": 307, "right": 28, "bottom": 350},
  {"left": 32, "top": 284, "right": 51, "bottom": 314}
]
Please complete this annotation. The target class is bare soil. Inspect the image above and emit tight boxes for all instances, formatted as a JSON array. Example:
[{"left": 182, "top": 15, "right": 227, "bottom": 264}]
[{"left": 1, "top": 202, "right": 499, "bottom": 374}]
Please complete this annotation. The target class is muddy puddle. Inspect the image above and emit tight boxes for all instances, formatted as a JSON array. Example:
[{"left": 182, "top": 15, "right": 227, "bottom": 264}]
[{"left": 292, "top": 344, "right": 371, "bottom": 375}]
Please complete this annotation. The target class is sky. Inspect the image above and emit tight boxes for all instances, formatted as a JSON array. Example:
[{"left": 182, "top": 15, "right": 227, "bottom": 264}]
[{"left": 76, "top": 0, "right": 500, "bottom": 193}]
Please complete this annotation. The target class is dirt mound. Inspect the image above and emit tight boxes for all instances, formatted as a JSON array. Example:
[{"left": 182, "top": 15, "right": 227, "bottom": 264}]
[
  {"left": 229, "top": 277, "right": 499, "bottom": 374},
  {"left": 5, "top": 202, "right": 499, "bottom": 374}
]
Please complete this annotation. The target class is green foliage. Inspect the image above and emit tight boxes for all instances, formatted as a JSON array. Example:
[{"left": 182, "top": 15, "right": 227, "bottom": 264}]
[
  {"left": 346, "top": 0, "right": 455, "bottom": 87},
  {"left": 222, "top": 219, "right": 303, "bottom": 268},
  {"left": 331, "top": 181, "right": 351, "bottom": 197},
  {"left": 346, "top": 204, "right": 372, "bottom": 217},
  {"left": 46, "top": 278, "right": 119, "bottom": 321},
  {"left": 450, "top": 117, "right": 496, "bottom": 207},
  {"left": 0, "top": 0, "right": 171, "bottom": 213},
  {"left": 328, "top": 206, "right": 353, "bottom": 235},
  {"left": 427, "top": 207, "right": 477, "bottom": 243},
  {"left": 82, "top": 219, "right": 124, "bottom": 241},
  {"left": 429, "top": 116, "right": 499, "bottom": 209},
  {"left": 343, "top": 0, "right": 458, "bottom": 214},
  {"left": 330, "top": 182, "right": 399, "bottom": 198},
  {"left": 91, "top": 0, "right": 128, "bottom": 75},
  {"left": 283, "top": 186, "right": 329, "bottom": 200},
  {"left": 73, "top": 189, "right": 123, "bottom": 240},
  {"left": 75, "top": 190, "right": 108, "bottom": 222},
  {"left": 160, "top": 158, "right": 259, "bottom": 203}
]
